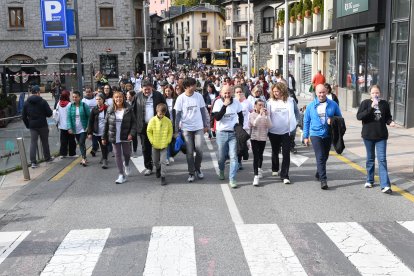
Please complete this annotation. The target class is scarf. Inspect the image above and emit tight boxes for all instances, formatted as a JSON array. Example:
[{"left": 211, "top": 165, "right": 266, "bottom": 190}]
[{"left": 99, "top": 104, "right": 108, "bottom": 112}]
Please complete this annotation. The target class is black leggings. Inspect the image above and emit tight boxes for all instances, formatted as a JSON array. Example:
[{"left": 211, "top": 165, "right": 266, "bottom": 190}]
[{"left": 251, "top": 140, "right": 266, "bottom": 175}]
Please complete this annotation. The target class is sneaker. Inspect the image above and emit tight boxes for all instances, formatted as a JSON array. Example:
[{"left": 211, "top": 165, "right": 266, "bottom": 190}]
[
  {"left": 188, "top": 174, "right": 195, "bottom": 183},
  {"left": 102, "top": 159, "right": 108, "bottom": 169},
  {"left": 156, "top": 168, "right": 161, "bottom": 178},
  {"left": 283, "top": 178, "right": 291, "bottom": 184},
  {"left": 258, "top": 168, "right": 263, "bottom": 179},
  {"left": 115, "top": 174, "right": 126, "bottom": 184},
  {"left": 196, "top": 169, "right": 204, "bottom": 179},
  {"left": 80, "top": 159, "right": 88, "bottom": 167},
  {"left": 253, "top": 176, "right": 260, "bottom": 186},
  {"left": 166, "top": 159, "right": 170, "bottom": 166},
  {"left": 31, "top": 163, "right": 38, "bottom": 169},
  {"left": 45, "top": 157, "right": 55, "bottom": 163},
  {"left": 229, "top": 180, "right": 238, "bottom": 188},
  {"left": 90, "top": 150, "right": 96, "bottom": 157},
  {"left": 219, "top": 171, "right": 225, "bottom": 180},
  {"left": 238, "top": 164, "right": 243, "bottom": 170},
  {"left": 123, "top": 162, "right": 130, "bottom": 176},
  {"left": 321, "top": 180, "right": 328, "bottom": 190},
  {"left": 382, "top": 186, "right": 393, "bottom": 194},
  {"left": 290, "top": 148, "right": 297, "bottom": 154},
  {"left": 59, "top": 156, "right": 67, "bottom": 160},
  {"left": 161, "top": 177, "right": 167, "bottom": 186},
  {"left": 315, "top": 172, "right": 320, "bottom": 180},
  {"left": 169, "top": 157, "right": 175, "bottom": 163},
  {"left": 132, "top": 151, "right": 138, "bottom": 158},
  {"left": 364, "top": 182, "right": 373, "bottom": 188},
  {"left": 272, "top": 171, "right": 279, "bottom": 177},
  {"left": 144, "top": 169, "right": 152, "bottom": 176}
]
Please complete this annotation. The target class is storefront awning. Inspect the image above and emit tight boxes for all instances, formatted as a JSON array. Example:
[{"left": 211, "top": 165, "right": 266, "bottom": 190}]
[{"left": 306, "top": 35, "right": 333, "bottom": 48}]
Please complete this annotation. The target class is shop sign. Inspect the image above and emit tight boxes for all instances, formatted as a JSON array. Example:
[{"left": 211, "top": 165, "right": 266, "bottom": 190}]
[{"left": 337, "top": 0, "right": 369, "bottom": 18}]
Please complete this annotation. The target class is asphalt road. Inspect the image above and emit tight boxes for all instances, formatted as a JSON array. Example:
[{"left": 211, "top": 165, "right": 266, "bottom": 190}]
[{"left": 0, "top": 133, "right": 413, "bottom": 276}]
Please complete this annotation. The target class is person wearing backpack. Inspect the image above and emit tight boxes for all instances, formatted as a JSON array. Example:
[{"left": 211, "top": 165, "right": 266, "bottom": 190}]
[{"left": 67, "top": 91, "right": 91, "bottom": 166}]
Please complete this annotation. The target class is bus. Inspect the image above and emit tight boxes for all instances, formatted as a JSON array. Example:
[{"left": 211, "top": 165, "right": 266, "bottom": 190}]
[{"left": 212, "top": 49, "right": 237, "bottom": 67}]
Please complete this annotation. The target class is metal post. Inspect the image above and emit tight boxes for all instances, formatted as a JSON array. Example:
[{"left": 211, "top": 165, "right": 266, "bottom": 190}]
[
  {"left": 16, "top": 138, "right": 30, "bottom": 180},
  {"left": 143, "top": 1, "right": 148, "bottom": 75},
  {"left": 283, "top": 0, "right": 289, "bottom": 80},
  {"left": 74, "top": 0, "right": 83, "bottom": 95},
  {"left": 230, "top": 9, "right": 233, "bottom": 77},
  {"left": 247, "top": 0, "right": 251, "bottom": 79}
]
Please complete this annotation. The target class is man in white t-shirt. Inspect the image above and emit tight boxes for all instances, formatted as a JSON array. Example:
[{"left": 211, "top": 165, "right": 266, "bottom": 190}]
[
  {"left": 212, "top": 85, "right": 243, "bottom": 188},
  {"left": 174, "top": 77, "right": 209, "bottom": 183}
]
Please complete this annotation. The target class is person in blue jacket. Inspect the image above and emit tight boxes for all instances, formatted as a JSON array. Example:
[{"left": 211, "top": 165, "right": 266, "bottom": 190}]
[{"left": 303, "top": 84, "right": 342, "bottom": 190}]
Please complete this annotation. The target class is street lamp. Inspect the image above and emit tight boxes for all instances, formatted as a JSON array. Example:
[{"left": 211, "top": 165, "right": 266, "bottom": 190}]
[
  {"left": 143, "top": 0, "right": 149, "bottom": 75},
  {"left": 247, "top": 0, "right": 251, "bottom": 79}
]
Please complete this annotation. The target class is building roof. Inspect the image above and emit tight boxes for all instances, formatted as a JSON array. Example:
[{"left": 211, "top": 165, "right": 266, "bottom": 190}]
[{"left": 160, "top": 4, "right": 224, "bottom": 22}]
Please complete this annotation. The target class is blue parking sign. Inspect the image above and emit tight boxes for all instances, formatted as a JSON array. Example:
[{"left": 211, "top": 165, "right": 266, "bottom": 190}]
[{"left": 40, "top": 0, "right": 69, "bottom": 48}]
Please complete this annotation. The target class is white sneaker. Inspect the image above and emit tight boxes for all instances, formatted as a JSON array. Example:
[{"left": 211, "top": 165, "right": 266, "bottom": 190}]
[
  {"left": 258, "top": 168, "right": 263, "bottom": 179},
  {"left": 144, "top": 169, "right": 152, "bottom": 176},
  {"left": 283, "top": 178, "right": 291, "bottom": 184},
  {"left": 253, "top": 176, "right": 260, "bottom": 186},
  {"left": 115, "top": 174, "right": 126, "bottom": 184},
  {"left": 196, "top": 170, "right": 204, "bottom": 179},
  {"left": 272, "top": 171, "right": 279, "bottom": 177},
  {"left": 169, "top": 157, "right": 175, "bottom": 163},
  {"left": 123, "top": 162, "right": 130, "bottom": 176},
  {"left": 364, "top": 182, "right": 373, "bottom": 188},
  {"left": 166, "top": 159, "right": 170, "bottom": 166},
  {"left": 188, "top": 174, "right": 195, "bottom": 183}
]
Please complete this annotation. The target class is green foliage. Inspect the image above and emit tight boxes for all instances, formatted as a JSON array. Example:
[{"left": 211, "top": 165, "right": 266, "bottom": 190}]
[
  {"left": 297, "top": 0, "right": 304, "bottom": 17},
  {"left": 304, "top": 0, "right": 312, "bottom": 12},
  {"left": 289, "top": 4, "right": 296, "bottom": 19},
  {"left": 278, "top": 9, "right": 285, "bottom": 25},
  {"left": 312, "top": 0, "right": 323, "bottom": 13},
  {"left": 173, "top": 0, "right": 217, "bottom": 6}
]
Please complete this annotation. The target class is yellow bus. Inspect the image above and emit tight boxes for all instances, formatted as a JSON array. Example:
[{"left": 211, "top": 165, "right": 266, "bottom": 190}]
[{"left": 212, "top": 49, "right": 234, "bottom": 67}]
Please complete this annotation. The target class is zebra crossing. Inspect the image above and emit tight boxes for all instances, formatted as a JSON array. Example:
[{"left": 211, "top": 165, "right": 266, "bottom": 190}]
[{"left": 0, "top": 221, "right": 414, "bottom": 275}]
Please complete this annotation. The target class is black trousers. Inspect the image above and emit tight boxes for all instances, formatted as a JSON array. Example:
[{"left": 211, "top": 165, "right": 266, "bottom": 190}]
[
  {"left": 251, "top": 140, "right": 266, "bottom": 175},
  {"left": 140, "top": 133, "right": 153, "bottom": 170},
  {"left": 310, "top": 136, "right": 332, "bottom": 181},
  {"left": 268, "top": 132, "right": 291, "bottom": 179},
  {"left": 60, "top": 129, "right": 76, "bottom": 157}
]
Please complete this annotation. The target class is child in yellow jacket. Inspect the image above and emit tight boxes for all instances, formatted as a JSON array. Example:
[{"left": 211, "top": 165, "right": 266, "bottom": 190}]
[{"left": 147, "top": 103, "right": 173, "bottom": 185}]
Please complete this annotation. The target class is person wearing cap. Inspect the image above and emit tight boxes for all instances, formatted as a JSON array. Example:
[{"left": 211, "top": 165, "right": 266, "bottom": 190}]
[
  {"left": 22, "top": 85, "right": 54, "bottom": 168},
  {"left": 133, "top": 80, "right": 169, "bottom": 175}
]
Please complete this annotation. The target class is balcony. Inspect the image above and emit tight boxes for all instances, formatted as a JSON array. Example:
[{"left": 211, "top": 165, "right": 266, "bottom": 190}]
[
  {"left": 232, "top": 14, "right": 250, "bottom": 22},
  {"left": 199, "top": 27, "right": 210, "bottom": 35}
]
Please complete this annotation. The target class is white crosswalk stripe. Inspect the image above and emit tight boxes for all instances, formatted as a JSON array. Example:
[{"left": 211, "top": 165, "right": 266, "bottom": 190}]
[
  {"left": 143, "top": 226, "right": 197, "bottom": 276},
  {"left": 236, "top": 224, "right": 307, "bottom": 276},
  {"left": 0, "top": 222, "right": 413, "bottom": 275},
  {"left": 318, "top": 222, "right": 413, "bottom": 276},
  {"left": 40, "top": 228, "right": 111, "bottom": 276},
  {"left": 0, "top": 231, "right": 30, "bottom": 265}
]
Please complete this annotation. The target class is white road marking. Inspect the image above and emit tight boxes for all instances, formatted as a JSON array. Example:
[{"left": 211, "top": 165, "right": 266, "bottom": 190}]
[
  {"left": 130, "top": 155, "right": 146, "bottom": 173},
  {"left": 205, "top": 136, "right": 214, "bottom": 151},
  {"left": 263, "top": 151, "right": 308, "bottom": 167},
  {"left": 318, "top": 222, "right": 413, "bottom": 276},
  {"left": 143, "top": 226, "right": 197, "bottom": 276},
  {"left": 0, "top": 231, "right": 31, "bottom": 265},
  {"left": 236, "top": 224, "right": 307, "bottom": 276},
  {"left": 398, "top": 221, "right": 414, "bottom": 234},
  {"left": 41, "top": 228, "right": 110, "bottom": 276}
]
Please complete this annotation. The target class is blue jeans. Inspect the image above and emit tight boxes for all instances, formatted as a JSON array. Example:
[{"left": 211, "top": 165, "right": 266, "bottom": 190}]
[
  {"left": 363, "top": 139, "right": 390, "bottom": 189},
  {"left": 310, "top": 136, "right": 331, "bottom": 181},
  {"left": 182, "top": 129, "right": 204, "bottom": 174},
  {"left": 216, "top": 131, "right": 238, "bottom": 181}
]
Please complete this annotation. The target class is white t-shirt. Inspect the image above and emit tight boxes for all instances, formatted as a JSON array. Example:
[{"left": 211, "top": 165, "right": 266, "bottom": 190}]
[
  {"left": 317, "top": 102, "right": 327, "bottom": 125},
  {"left": 268, "top": 100, "right": 288, "bottom": 134},
  {"left": 95, "top": 111, "right": 105, "bottom": 136},
  {"left": 57, "top": 102, "right": 71, "bottom": 130},
  {"left": 82, "top": 98, "right": 97, "bottom": 112},
  {"left": 145, "top": 94, "right": 154, "bottom": 123},
  {"left": 174, "top": 92, "right": 206, "bottom": 131},
  {"left": 166, "top": 98, "right": 174, "bottom": 122},
  {"left": 105, "top": 98, "right": 113, "bottom": 107},
  {"left": 115, "top": 109, "right": 125, "bottom": 143},
  {"left": 239, "top": 99, "right": 253, "bottom": 130},
  {"left": 212, "top": 99, "right": 242, "bottom": 132},
  {"left": 75, "top": 107, "right": 84, "bottom": 134}
]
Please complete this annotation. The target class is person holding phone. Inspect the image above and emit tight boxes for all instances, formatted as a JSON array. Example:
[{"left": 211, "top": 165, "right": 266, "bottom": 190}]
[
  {"left": 102, "top": 91, "right": 137, "bottom": 184},
  {"left": 356, "top": 85, "right": 395, "bottom": 194}
]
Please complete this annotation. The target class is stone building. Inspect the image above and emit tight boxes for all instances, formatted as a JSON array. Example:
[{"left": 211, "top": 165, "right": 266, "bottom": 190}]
[{"left": 0, "top": 0, "right": 148, "bottom": 93}]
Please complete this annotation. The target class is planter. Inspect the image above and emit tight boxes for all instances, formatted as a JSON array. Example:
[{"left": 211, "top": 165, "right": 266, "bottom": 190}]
[
  {"left": 305, "top": 10, "right": 311, "bottom": 18},
  {"left": 297, "top": 14, "right": 303, "bottom": 21},
  {"left": 313, "top": 6, "right": 320, "bottom": 14},
  {"left": 0, "top": 107, "right": 11, "bottom": 128},
  {"left": 289, "top": 22, "right": 296, "bottom": 37},
  {"left": 296, "top": 20, "right": 303, "bottom": 36},
  {"left": 278, "top": 25, "right": 284, "bottom": 39}
]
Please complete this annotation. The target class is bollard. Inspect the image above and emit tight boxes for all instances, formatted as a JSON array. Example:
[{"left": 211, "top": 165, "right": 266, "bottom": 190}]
[{"left": 16, "top": 138, "right": 30, "bottom": 181}]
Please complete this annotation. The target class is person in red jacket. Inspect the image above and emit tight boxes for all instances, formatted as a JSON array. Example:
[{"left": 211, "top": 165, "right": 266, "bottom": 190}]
[{"left": 312, "top": 70, "right": 326, "bottom": 88}]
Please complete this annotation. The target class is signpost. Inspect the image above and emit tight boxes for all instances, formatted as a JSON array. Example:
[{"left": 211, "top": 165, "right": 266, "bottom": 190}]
[
  {"left": 40, "top": 0, "right": 69, "bottom": 48},
  {"left": 337, "top": 0, "right": 369, "bottom": 18}
]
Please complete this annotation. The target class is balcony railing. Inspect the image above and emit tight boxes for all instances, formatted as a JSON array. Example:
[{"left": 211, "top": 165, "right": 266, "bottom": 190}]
[
  {"left": 200, "top": 27, "right": 210, "bottom": 34},
  {"left": 232, "top": 14, "right": 250, "bottom": 22}
]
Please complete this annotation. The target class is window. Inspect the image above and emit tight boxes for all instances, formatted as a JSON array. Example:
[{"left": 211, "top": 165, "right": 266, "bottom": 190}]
[
  {"left": 9, "top": 7, "right": 24, "bottom": 28},
  {"left": 100, "top": 8, "right": 114, "bottom": 27},
  {"left": 202, "top": 13, "right": 206, "bottom": 18},
  {"left": 201, "top": 36, "right": 208, "bottom": 48},
  {"left": 201, "top": 21, "right": 208, "bottom": 33},
  {"left": 100, "top": 55, "right": 118, "bottom": 78},
  {"left": 135, "top": 9, "right": 143, "bottom": 36},
  {"left": 262, "top": 7, "right": 274, "bottom": 33}
]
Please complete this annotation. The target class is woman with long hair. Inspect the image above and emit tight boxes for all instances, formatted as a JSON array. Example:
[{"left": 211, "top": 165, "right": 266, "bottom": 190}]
[
  {"left": 87, "top": 93, "right": 109, "bottom": 168},
  {"left": 163, "top": 84, "right": 177, "bottom": 164},
  {"left": 102, "top": 91, "right": 137, "bottom": 184},
  {"left": 203, "top": 83, "right": 219, "bottom": 139},
  {"left": 56, "top": 90, "right": 76, "bottom": 158},
  {"left": 103, "top": 84, "right": 113, "bottom": 106},
  {"left": 267, "top": 83, "right": 298, "bottom": 184}
]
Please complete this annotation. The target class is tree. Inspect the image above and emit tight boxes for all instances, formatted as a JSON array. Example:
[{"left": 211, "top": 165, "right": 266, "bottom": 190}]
[{"left": 173, "top": 0, "right": 218, "bottom": 6}]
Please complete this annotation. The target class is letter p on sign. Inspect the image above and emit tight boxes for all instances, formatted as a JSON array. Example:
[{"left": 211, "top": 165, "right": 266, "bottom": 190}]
[{"left": 44, "top": 1, "right": 62, "bottom": 21}]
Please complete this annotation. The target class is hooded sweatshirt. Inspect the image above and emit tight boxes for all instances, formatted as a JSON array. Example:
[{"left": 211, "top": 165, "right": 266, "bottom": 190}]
[{"left": 22, "top": 95, "right": 53, "bottom": 129}]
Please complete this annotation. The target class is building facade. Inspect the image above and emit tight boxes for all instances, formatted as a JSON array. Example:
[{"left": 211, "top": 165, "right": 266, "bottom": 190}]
[
  {"left": 149, "top": 0, "right": 169, "bottom": 16},
  {"left": 150, "top": 13, "right": 164, "bottom": 57},
  {"left": 223, "top": 0, "right": 254, "bottom": 69},
  {"left": 161, "top": 4, "right": 226, "bottom": 62},
  {"left": 0, "top": 0, "right": 147, "bottom": 93}
]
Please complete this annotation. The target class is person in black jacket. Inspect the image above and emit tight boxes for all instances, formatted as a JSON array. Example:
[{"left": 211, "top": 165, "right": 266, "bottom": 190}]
[
  {"left": 203, "top": 82, "right": 219, "bottom": 139},
  {"left": 133, "top": 80, "right": 169, "bottom": 175},
  {"left": 22, "top": 85, "right": 53, "bottom": 168},
  {"left": 324, "top": 83, "right": 339, "bottom": 105},
  {"left": 87, "top": 93, "right": 109, "bottom": 169},
  {"left": 356, "top": 85, "right": 395, "bottom": 194}
]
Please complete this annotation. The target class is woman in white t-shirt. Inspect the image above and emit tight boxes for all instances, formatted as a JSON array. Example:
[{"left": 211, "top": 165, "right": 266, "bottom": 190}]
[
  {"left": 163, "top": 84, "right": 177, "bottom": 164},
  {"left": 55, "top": 90, "right": 76, "bottom": 158},
  {"left": 267, "top": 82, "right": 298, "bottom": 184},
  {"left": 212, "top": 85, "right": 243, "bottom": 189},
  {"left": 247, "top": 85, "right": 267, "bottom": 107}
]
